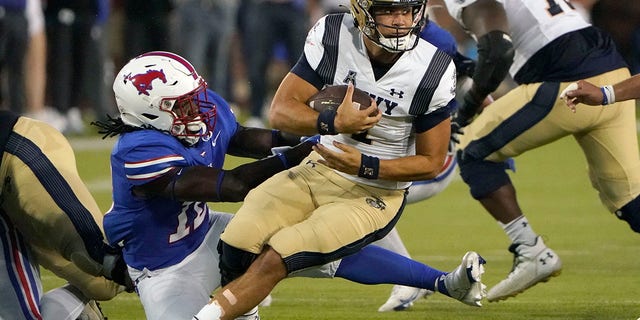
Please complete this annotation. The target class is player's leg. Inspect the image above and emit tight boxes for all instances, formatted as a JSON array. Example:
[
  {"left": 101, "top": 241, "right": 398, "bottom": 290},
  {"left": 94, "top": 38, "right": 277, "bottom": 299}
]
[
  {"left": 198, "top": 155, "right": 406, "bottom": 319},
  {"left": 374, "top": 146, "right": 458, "bottom": 311},
  {"left": 373, "top": 228, "right": 431, "bottom": 311},
  {"left": 457, "top": 82, "right": 572, "bottom": 301},
  {"left": 134, "top": 212, "right": 229, "bottom": 320},
  {"left": 334, "top": 245, "right": 486, "bottom": 306},
  {"left": 574, "top": 68, "right": 640, "bottom": 232},
  {"left": 4, "top": 117, "right": 106, "bottom": 272},
  {"left": 0, "top": 211, "right": 44, "bottom": 320},
  {"left": 40, "top": 283, "right": 106, "bottom": 320}
]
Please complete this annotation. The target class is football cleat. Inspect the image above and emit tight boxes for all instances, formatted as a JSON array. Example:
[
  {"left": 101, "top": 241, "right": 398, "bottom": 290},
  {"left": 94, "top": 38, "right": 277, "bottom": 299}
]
[
  {"left": 487, "top": 236, "right": 562, "bottom": 302},
  {"left": 436, "top": 251, "right": 486, "bottom": 307},
  {"left": 377, "top": 285, "right": 432, "bottom": 312},
  {"left": 234, "top": 306, "right": 260, "bottom": 320},
  {"left": 259, "top": 294, "right": 272, "bottom": 307}
]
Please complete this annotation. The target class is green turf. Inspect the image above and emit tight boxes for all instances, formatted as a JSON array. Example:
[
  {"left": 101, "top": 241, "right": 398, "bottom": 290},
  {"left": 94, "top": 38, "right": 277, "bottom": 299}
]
[{"left": 48, "top": 135, "right": 640, "bottom": 319}]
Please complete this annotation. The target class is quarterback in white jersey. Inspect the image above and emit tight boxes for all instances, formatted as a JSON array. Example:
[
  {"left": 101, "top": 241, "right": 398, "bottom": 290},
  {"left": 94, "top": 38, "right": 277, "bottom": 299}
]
[{"left": 193, "top": 0, "right": 487, "bottom": 319}]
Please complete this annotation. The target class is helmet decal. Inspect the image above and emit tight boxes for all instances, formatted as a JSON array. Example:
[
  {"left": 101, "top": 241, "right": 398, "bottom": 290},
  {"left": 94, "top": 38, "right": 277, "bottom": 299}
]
[
  {"left": 124, "top": 69, "right": 167, "bottom": 96},
  {"left": 139, "top": 51, "right": 199, "bottom": 80}
]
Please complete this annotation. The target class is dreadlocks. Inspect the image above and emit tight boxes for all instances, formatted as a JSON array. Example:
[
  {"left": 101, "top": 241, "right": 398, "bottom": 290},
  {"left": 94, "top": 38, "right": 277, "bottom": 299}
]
[{"left": 91, "top": 114, "right": 141, "bottom": 139}]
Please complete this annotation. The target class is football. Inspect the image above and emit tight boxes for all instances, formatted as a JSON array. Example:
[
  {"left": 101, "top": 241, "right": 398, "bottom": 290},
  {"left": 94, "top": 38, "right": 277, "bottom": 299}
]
[{"left": 307, "top": 85, "right": 376, "bottom": 115}]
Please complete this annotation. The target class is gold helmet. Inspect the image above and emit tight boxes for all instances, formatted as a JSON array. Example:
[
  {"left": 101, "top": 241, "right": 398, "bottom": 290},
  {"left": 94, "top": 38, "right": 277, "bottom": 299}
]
[{"left": 350, "top": 0, "right": 427, "bottom": 52}]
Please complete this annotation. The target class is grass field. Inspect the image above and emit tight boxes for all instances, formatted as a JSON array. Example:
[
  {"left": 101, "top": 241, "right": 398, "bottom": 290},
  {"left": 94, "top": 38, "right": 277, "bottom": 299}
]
[{"left": 44, "top": 134, "right": 640, "bottom": 320}]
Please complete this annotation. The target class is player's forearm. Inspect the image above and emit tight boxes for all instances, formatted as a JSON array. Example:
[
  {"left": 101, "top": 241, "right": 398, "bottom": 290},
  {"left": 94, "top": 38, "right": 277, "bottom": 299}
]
[
  {"left": 377, "top": 155, "right": 446, "bottom": 181},
  {"left": 612, "top": 74, "right": 640, "bottom": 102},
  {"left": 269, "top": 99, "right": 321, "bottom": 136}
]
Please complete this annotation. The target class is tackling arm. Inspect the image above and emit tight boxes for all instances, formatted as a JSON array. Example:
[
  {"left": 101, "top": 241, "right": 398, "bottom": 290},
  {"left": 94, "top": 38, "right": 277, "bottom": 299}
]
[
  {"left": 226, "top": 125, "right": 305, "bottom": 159},
  {"left": 132, "top": 139, "right": 316, "bottom": 202}
]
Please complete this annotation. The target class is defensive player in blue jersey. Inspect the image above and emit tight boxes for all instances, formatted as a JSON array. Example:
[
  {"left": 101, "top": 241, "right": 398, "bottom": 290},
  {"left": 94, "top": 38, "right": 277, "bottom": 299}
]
[{"left": 95, "top": 51, "right": 319, "bottom": 320}]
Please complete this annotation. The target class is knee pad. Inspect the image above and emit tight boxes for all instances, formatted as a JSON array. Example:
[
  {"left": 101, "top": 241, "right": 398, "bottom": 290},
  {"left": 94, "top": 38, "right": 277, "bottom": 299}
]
[
  {"left": 615, "top": 196, "right": 640, "bottom": 233},
  {"left": 458, "top": 150, "right": 513, "bottom": 199},
  {"left": 218, "top": 240, "right": 257, "bottom": 286}
]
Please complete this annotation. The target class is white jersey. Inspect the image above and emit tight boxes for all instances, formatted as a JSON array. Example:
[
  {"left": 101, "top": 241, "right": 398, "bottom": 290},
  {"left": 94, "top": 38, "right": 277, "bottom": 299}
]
[
  {"left": 445, "top": 0, "right": 590, "bottom": 77},
  {"left": 304, "top": 14, "right": 456, "bottom": 189}
]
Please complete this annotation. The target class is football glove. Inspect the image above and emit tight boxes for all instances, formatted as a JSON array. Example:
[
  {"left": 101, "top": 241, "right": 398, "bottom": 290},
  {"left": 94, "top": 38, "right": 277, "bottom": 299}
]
[{"left": 102, "top": 245, "right": 135, "bottom": 292}]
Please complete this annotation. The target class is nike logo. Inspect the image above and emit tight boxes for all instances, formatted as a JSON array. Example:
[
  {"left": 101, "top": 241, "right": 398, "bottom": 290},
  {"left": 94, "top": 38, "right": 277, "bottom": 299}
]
[{"left": 211, "top": 131, "right": 221, "bottom": 147}]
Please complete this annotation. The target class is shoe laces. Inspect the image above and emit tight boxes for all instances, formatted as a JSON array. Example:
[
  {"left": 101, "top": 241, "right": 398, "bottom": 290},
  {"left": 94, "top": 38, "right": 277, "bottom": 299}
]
[{"left": 506, "top": 242, "right": 528, "bottom": 274}]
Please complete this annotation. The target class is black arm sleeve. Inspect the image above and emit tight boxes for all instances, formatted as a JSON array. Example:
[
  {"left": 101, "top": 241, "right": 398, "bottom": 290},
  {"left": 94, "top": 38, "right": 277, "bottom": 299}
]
[
  {"left": 456, "top": 30, "right": 514, "bottom": 124},
  {"left": 472, "top": 30, "right": 514, "bottom": 97},
  {"left": 217, "top": 139, "right": 314, "bottom": 202},
  {"left": 167, "top": 140, "right": 315, "bottom": 202},
  {"left": 227, "top": 125, "right": 303, "bottom": 159}
]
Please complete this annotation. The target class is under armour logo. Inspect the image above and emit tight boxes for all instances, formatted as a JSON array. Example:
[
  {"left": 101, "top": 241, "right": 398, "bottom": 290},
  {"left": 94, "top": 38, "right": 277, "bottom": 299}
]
[
  {"left": 390, "top": 88, "right": 404, "bottom": 98},
  {"left": 539, "top": 252, "right": 555, "bottom": 265},
  {"left": 305, "top": 160, "right": 316, "bottom": 168}
]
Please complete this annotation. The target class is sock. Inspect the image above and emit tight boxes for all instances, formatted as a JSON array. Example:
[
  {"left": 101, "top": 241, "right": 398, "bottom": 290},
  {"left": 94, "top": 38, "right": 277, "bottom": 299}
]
[
  {"left": 500, "top": 216, "right": 537, "bottom": 245},
  {"left": 334, "top": 245, "right": 445, "bottom": 290}
]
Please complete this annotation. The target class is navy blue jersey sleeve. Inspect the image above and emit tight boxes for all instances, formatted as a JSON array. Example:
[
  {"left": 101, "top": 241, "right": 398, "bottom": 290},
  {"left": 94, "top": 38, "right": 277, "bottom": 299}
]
[
  {"left": 291, "top": 53, "right": 325, "bottom": 90},
  {"left": 413, "top": 105, "right": 451, "bottom": 133}
]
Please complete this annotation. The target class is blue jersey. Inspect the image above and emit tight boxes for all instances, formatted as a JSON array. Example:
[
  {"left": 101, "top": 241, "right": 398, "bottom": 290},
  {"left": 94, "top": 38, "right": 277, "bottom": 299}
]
[
  {"left": 104, "top": 89, "right": 238, "bottom": 270},
  {"left": 420, "top": 21, "right": 457, "bottom": 57}
]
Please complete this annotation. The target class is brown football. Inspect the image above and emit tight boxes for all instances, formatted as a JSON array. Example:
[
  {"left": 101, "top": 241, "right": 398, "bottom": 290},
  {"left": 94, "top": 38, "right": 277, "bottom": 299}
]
[{"left": 307, "top": 85, "right": 377, "bottom": 115}]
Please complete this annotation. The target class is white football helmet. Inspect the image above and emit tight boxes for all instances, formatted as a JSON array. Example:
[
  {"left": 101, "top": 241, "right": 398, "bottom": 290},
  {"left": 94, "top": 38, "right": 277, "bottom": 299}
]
[
  {"left": 350, "top": 0, "right": 427, "bottom": 52},
  {"left": 112, "top": 51, "right": 216, "bottom": 145}
]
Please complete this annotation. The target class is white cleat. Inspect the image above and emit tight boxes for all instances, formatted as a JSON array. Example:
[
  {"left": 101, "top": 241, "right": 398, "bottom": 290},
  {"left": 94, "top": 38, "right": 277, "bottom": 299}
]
[
  {"left": 234, "top": 306, "right": 260, "bottom": 320},
  {"left": 487, "top": 236, "right": 562, "bottom": 302},
  {"left": 437, "top": 251, "right": 486, "bottom": 307},
  {"left": 259, "top": 294, "right": 272, "bottom": 307},
  {"left": 377, "top": 285, "right": 433, "bottom": 312}
]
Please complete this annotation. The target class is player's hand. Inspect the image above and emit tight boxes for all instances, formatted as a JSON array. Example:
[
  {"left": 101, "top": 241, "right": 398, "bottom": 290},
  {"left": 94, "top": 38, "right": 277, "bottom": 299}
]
[
  {"left": 313, "top": 141, "right": 362, "bottom": 175},
  {"left": 334, "top": 84, "right": 381, "bottom": 134},
  {"left": 450, "top": 120, "right": 464, "bottom": 144},
  {"left": 102, "top": 245, "right": 135, "bottom": 292},
  {"left": 451, "top": 93, "right": 493, "bottom": 144},
  {"left": 560, "top": 81, "right": 603, "bottom": 112}
]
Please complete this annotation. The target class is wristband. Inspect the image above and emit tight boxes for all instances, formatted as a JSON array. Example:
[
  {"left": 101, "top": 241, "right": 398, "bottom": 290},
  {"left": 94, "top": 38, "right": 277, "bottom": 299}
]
[
  {"left": 317, "top": 109, "right": 338, "bottom": 135},
  {"left": 601, "top": 85, "right": 615, "bottom": 105},
  {"left": 358, "top": 154, "right": 380, "bottom": 179}
]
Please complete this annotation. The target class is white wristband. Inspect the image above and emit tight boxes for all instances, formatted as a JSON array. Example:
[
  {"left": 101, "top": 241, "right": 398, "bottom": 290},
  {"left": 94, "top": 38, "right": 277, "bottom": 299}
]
[{"left": 602, "top": 85, "right": 616, "bottom": 105}]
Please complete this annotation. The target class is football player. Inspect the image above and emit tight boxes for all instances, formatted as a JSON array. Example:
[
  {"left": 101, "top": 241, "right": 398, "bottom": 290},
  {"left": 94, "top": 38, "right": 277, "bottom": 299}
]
[
  {"left": 438, "top": 0, "right": 639, "bottom": 302},
  {"left": 99, "top": 51, "right": 486, "bottom": 320},
  {"left": 96, "top": 51, "right": 317, "bottom": 320},
  {"left": 194, "top": 0, "right": 486, "bottom": 318},
  {"left": 0, "top": 110, "right": 127, "bottom": 319}
]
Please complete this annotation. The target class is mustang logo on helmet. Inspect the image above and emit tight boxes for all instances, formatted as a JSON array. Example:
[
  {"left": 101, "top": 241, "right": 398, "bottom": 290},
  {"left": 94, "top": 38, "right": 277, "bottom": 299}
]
[{"left": 124, "top": 69, "right": 167, "bottom": 96}]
